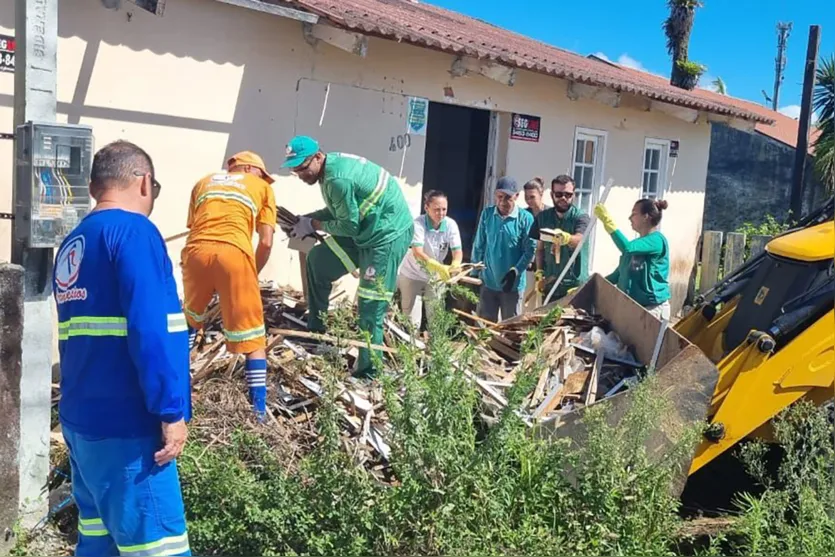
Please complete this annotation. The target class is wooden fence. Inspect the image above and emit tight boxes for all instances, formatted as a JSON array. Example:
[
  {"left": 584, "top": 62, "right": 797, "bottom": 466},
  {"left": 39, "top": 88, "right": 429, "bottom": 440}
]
[{"left": 697, "top": 231, "right": 773, "bottom": 294}]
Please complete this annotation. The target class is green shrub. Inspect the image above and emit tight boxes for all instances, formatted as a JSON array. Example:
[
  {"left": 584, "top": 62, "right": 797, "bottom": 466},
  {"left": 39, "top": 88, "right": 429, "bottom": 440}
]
[
  {"left": 180, "top": 287, "right": 696, "bottom": 555},
  {"left": 729, "top": 401, "right": 835, "bottom": 555},
  {"left": 734, "top": 214, "right": 791, "bottom": 261}
]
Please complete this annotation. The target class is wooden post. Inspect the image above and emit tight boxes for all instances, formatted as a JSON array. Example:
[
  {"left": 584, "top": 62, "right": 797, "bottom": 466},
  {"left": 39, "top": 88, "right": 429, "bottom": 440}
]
[
  {"left": 724, "top": 232, "right": 746, "bottom": 275},
  {"left": 749, "top": 235, "right": 772, "bottom": 260},
  {"left": 700, "top": 231, "right": 723, "bottom": 294}
]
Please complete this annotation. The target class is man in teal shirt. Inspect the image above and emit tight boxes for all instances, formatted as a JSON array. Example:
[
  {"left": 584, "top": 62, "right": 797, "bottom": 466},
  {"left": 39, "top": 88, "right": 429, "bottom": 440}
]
[
  {"left": 534, "top": 175, "right": 590, "bottom": 300},
  {"left": 282, "top": 136, "right": 414, "bottom": 377},
  {"left": 471, "top": 177, "right": 536, "bottom": 322}
]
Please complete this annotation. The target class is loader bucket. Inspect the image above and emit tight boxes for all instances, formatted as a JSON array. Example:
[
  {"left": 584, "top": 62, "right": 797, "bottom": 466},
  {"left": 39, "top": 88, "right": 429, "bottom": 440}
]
[{"left": 509, "top": 274, "right": 720, "bottom": 496}]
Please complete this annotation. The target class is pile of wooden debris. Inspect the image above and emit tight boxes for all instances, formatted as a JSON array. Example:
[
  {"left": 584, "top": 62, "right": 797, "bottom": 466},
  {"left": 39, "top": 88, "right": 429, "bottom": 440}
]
[
  {"left": 188, "top": 281, "right": 645, "bottom": 477},
  {"left": 454, "top": 308, "right": 644, "bottom": 426}
]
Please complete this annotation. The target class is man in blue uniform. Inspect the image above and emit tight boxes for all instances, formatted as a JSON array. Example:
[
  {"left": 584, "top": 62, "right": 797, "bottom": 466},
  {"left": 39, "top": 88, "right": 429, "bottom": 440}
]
[{"left": 54, "top": 140, "right": 192, "bottom": 557}]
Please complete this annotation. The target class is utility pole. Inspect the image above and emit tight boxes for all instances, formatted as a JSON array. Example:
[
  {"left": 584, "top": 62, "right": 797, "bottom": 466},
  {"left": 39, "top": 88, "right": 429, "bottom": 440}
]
[
  {"left": 789, "top": 24, "right": 821, "bottom": 222},
  {"left": 773, "top": 22, "right": 793, "bottom": 112},
  {"left": 11, "top": 0, "right": 59, "bottom": 527}
]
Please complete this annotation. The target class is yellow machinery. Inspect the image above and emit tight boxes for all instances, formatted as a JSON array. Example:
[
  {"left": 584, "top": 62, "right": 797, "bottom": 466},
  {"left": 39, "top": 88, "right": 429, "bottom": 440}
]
[{"left": 675, "top": 199, "right": 835, "bottom": 476}]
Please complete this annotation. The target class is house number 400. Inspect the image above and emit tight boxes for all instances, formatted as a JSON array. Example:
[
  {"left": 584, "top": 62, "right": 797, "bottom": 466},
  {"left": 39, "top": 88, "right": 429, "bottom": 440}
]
[{"left": 389, "top": 134, "right": 412, "bottom": 151}]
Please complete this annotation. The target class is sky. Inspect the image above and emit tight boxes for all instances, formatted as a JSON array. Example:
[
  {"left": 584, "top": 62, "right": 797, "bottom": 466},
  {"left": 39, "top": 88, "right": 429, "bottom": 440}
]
[{"left": 423, "top": 0, "right": 835, "bottom": 118}]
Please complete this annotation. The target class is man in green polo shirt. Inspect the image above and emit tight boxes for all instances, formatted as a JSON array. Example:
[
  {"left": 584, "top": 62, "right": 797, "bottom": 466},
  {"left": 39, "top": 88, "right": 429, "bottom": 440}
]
[
  {"left": 282, "top": 136, "right": 414, "bottom": 378},
  {"left": 534, "top": 175, "right": 590, "bottom": 300}
]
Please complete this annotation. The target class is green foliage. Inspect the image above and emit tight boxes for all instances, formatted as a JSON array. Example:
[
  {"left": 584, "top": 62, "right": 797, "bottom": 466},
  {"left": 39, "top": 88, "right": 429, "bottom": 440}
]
[
  {"left": 814, "top": 54, "right": 835, "bottom": 191},
  {"left": 729, "top": 401, "right": 835, "bottom": 555},
  {"left": 712, "top": 76, "right": 727, "bottom": 95},
  {"left": 733, "top": 214, "right": 790, "bottom": 261},
  {"left": 179, "top": 293, "right": 696, "bottom": 556},
  {"left": 676, "top": 60, "right": 707, "bottom": 76},
  {"left": 8, "top": 522, "right": 31, "bottom": 557}
]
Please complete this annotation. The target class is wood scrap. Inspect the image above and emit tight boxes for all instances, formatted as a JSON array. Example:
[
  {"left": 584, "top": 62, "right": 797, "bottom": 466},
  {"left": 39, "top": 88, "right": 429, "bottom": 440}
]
[
  {"left": 584, "top": 354, "right": 603, "bottom": 405},
  {"left": 268, "top": 328, "right": 397, "bottom": 354}
]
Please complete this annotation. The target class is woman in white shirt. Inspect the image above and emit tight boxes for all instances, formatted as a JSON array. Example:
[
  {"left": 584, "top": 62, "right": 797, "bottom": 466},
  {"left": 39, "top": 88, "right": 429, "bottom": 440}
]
[{"left": 397, "top": 190, "right": 463, "bottom": 329}]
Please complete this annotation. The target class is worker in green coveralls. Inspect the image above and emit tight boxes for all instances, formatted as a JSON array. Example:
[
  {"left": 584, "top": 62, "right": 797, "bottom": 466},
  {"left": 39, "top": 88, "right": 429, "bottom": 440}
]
[
  {"left": 281, "top": 136, "right": 414, "bottom": 378},
  {"left": 534, "top": 175, "right": 590, "bottom": 300}
]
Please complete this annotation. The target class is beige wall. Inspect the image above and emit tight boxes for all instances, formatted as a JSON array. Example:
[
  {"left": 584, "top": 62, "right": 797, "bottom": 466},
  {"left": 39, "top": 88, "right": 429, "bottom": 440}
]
[{"left": 0, "top": 0, "right": 711, "bottom": 311}]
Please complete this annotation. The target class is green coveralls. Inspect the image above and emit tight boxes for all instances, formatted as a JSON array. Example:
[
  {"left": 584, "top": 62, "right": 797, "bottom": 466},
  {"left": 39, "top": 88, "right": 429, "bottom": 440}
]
[
  {"left": 535, "top": 204, "right": 590, "bottom": 299},
  {"left": 305, "top": 152, "right": 414, "bottom": 377}
]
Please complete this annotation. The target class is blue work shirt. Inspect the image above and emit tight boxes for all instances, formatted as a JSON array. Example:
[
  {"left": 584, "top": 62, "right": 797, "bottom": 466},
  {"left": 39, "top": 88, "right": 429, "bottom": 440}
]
[
  {"left": 471, "top": 204, "right": 536, "bottom": 292},
  {"left": 53, "top": 208, "right": 191, "bottom": 438}
]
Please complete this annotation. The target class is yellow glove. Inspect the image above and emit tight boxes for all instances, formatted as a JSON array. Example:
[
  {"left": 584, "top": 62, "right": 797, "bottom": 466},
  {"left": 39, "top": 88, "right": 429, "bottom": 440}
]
[
  {"left": 567, "top": 286, "right": 578, "bottom": 295},
  {"left": 594, "top": 203, "right": 617, "bottom": 234},
  {"left": 425, "top": 259, "right": 452, "bottom": 281},
  {"left": 534, "top": 270, "right": 546, "bottom": 293},
  {"left": 552, "top": 229, "right": 572, "bottom": 245}
]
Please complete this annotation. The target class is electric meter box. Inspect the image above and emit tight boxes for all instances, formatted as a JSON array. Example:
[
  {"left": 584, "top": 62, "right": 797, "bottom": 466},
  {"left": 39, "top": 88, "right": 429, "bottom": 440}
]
[{"left": 14, "top": 122, "right": 94, "bottom": 248}]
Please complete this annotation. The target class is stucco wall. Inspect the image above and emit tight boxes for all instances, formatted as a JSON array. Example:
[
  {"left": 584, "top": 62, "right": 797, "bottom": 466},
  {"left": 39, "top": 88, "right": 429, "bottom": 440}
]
[
  {"left": 704, "top": 123, "right": 827, "bottom": 233},
  {"left": 0, "top": 0, "right": 712, "bottom": 314}
]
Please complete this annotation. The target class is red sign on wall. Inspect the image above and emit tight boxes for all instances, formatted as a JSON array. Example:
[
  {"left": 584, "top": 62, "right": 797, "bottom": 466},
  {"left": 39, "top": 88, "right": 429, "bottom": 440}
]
[
  {"left": 510, "top": 113, "right": 541, "bottom": 142},
  {"left": 0, "top": 34, "right": 14, "bottom": 74}
]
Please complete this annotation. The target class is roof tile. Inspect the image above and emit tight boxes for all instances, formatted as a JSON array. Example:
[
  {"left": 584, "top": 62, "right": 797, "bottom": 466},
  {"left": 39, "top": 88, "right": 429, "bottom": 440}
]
[{"left": 285, "top": 0, "right": 775, "bottom": 124}]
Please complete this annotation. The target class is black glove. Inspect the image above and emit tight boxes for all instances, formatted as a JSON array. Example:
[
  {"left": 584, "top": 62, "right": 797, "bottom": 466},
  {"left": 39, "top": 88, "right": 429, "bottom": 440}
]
[{"left": 501, "top": 268, "right": 518, "bottom": 293}]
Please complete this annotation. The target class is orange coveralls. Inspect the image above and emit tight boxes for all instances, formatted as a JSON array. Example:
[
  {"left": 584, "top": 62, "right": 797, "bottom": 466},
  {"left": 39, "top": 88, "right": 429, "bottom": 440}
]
[{"left": 182, "top": 171, "right": 276, "bottom": 353}]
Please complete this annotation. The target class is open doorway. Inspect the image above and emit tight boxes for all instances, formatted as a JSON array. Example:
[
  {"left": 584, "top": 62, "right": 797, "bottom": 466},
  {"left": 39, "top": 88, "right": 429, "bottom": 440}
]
[{"left": 421, "top": 102, "right": 491, "bottom": 260}]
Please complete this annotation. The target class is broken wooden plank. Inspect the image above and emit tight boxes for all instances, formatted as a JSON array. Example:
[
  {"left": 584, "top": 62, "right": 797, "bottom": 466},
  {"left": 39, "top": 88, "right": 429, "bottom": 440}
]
[
  {"left": 269, "top": 328, "right": 397, "bottom": 354},
  {"left": 584, "top": 353, "right": 603, "bottom": 405},
  {"left": 453, "top": 309, "right": 497, "bottom": 328},
  {"left": 530, "top": 367, "right": 551, "bottom": 407},
  {"left": 282, "top": 312, "right": 309, "bottom": 328},
  {"left": 533, "top": 381, "right": 564, "bottom": 419},
  {"left": 457, "top": 365, "right": 509, "bottom": 407},
  {"left": 385, "top": 319, "right": 426, "bottom": 350}
]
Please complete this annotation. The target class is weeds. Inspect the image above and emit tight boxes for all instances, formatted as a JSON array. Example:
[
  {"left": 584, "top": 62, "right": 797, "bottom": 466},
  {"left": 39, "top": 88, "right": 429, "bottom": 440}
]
[
  {"left": 730, "top": 401, "right": 835, "bottom": 555},
  {"left": 179, "top": 284, "right": 699, "bottom": 556}
]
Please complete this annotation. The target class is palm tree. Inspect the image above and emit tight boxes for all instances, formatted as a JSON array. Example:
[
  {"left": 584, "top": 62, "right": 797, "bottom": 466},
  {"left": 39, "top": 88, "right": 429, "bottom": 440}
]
[
  {"left": 813, "top": 54, "right": 835, "bottom": 191},
  {"left": 664, "top": 0, "right": 704, "bottom": 89},
  {"left": 712, "top": 77, "right": 727, "bottom": 95}
]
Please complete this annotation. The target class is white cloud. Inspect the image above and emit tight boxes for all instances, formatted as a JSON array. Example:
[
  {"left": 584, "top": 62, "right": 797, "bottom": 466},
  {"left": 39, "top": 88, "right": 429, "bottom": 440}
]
[
  {"left": 591, "top": 52, "right": 663, "bottom": 76},
  {"left": 616, "top": 54, "right": 647, "bottom": 72},
  {"left": 778, "top": 105, "right": 821, "bottom": 124},
  {"left": 779, "top": 105, "right": 802, "bottom": 119}
]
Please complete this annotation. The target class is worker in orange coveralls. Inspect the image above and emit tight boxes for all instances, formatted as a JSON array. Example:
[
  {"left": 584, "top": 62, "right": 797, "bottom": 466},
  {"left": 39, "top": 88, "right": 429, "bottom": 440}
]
[{"left": 181, "top": 152, "right": 277, "bottom": 422}]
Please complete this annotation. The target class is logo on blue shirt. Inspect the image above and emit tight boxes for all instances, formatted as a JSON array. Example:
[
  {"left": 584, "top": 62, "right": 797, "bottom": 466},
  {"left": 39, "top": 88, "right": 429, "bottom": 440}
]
[{"left": 55, "top": 236, "right": 88, "bottom": 304}]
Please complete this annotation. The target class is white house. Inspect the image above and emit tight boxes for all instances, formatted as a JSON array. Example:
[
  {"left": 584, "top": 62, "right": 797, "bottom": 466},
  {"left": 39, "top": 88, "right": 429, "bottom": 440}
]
[{"left": 0, "top": 0, "right": 772, "bottom": 313}]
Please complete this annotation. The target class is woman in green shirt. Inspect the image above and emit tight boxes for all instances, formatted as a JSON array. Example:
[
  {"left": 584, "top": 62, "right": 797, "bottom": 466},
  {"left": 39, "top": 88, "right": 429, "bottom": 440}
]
[{"left": 594, "top": 199, "right": 671, "bottom": 320}]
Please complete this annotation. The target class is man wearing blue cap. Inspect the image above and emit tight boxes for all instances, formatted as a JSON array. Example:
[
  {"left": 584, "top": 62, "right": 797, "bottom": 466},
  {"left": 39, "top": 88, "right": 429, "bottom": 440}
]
[
  {"left": 471, "top": 176, "right": 536, "bottom": 322},
  {"left": 281, "top": 136, "right": 414, "bottom": 378}
]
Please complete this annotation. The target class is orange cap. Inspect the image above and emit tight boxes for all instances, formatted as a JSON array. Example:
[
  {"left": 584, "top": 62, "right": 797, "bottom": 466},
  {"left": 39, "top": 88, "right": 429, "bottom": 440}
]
[{"left": 226, "top": 151, "right": 275, "bottom": 184}]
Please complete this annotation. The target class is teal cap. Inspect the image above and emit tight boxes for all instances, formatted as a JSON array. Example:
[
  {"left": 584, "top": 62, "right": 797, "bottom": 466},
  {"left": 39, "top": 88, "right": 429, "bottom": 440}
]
[{"left": 281, "top": 136, "right": 320, "bottom": 169}]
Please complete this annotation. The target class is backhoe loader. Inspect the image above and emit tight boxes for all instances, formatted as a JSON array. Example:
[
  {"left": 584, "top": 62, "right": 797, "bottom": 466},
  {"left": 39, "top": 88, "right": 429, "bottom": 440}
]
[{"left": 675, "top": 197, "right": 835, "bottom": 476}]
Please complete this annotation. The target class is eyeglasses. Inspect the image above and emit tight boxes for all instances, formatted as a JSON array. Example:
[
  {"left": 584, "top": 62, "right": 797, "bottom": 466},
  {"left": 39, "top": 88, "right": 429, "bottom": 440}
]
[
  {"left": 133, "top": 171, "right": 162, "bottom": 199},
  {"left": 552, "top": 191, "right": 574, "bottom": 199},
  {"left": 292, "top": 156, "right": 314, "bottom": 174}
]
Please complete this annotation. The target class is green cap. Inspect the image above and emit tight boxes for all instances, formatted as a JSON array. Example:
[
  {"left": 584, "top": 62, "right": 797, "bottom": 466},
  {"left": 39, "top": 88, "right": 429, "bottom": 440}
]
[{"left": 281, "top": 136, "right": 320, "bottom": 169}]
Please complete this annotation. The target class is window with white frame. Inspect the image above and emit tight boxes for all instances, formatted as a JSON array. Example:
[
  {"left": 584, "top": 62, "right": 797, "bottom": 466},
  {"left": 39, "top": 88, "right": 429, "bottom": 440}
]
[
  {"left": 571, "top": 128, "right": 607, "bottom": 215},
  {"left": 642, "top": 139, "right": 671, "bottom": 200}
]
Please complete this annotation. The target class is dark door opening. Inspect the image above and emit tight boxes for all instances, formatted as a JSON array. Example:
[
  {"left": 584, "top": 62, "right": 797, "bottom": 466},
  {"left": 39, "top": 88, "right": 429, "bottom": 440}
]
[{"left": 422, "top": 102, "right": 490, "bottom": 260}]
